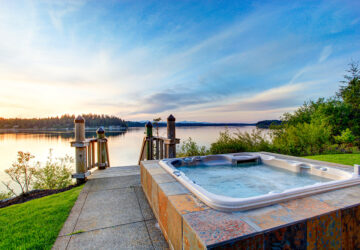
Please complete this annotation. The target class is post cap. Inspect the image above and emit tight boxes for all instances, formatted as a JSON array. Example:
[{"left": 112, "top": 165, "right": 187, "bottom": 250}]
[
  {"left": 145, "top": 121, "right": 153, "bottom": 128},
  {"left": 75, "top": 115, "right": 85, "bottom": 123},
  {"left": 167, "top": 114, "right": 175, "bottom": 121},
  {"left": 96, "top": 127, "right": 105, "bottom": 134}
]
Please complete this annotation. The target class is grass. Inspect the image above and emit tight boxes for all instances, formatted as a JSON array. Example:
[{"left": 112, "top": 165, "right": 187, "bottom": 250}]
[
  {"left": 304, "top": 153, "right": 360, "bottom": 166},
  {"left": 0, "top": 185, "right": 83, "bottom": 249}
]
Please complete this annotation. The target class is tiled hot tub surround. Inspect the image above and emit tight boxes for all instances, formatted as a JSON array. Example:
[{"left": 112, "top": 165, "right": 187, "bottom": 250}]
[{"left": 140, "top": 153, "right": 360, "bottom": 249}]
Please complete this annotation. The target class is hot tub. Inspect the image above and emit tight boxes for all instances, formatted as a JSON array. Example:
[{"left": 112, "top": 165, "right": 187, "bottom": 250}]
[{"left": 159, "top": 153, "right": 360, "bottom": 211}]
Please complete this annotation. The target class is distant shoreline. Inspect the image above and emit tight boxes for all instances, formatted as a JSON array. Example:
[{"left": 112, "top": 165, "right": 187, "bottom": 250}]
[
  {"left": 127, "top": 122, "right": 257, "bottom": 127},
  {"left": 0, "top": 123, "right": 258, "bottom": 134}
]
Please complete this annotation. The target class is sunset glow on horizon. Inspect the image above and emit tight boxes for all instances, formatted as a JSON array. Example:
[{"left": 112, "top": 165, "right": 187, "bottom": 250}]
[{"left": 0, "top": 0, "right": 359, "bottom": 122}]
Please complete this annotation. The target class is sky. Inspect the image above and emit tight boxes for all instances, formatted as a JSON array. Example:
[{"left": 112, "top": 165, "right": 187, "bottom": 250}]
[{"left": 0, "top": 0, "right": 359, "bottom": 123}]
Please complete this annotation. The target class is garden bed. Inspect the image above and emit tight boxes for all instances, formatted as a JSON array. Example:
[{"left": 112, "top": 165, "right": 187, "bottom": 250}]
[{"left": 0, "top": 184, "right": 79, "bottom": 209}]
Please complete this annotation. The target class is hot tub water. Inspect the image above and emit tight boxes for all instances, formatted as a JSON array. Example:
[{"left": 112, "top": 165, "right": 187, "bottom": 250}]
[{"left": 178, "top": 162, "right": 331, "bottom": 198}]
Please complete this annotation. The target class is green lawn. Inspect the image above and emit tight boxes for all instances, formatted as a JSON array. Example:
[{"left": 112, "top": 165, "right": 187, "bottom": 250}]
[
  {"left": 304, "top": 153, "right": 360, "bottom": 166},
  {"left": 0, "top": 185, "right": 83, "bottom": 249}
]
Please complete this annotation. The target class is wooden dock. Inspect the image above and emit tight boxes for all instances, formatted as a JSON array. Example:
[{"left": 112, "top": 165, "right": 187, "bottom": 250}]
[{"left": 53, "top": 165, "right": 169, "bottom": 250}]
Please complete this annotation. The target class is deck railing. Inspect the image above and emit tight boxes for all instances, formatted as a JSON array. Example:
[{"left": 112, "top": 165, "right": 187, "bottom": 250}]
[
  {"left": 71, "top": 116, "right": 110, "bottom": 184},
  {"left": 138, "top": 115, "right": 180, "bottom": 164}
]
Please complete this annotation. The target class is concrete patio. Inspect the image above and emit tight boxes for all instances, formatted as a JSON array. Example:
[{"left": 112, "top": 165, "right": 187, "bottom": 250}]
[{"left": 52, "top": 165, "right": 169, "bottom": 250}]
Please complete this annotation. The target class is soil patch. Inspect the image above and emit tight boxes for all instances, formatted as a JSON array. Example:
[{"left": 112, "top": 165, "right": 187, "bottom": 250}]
[{"left": 0, "top": 184, "right": 79, "bottom": 209}]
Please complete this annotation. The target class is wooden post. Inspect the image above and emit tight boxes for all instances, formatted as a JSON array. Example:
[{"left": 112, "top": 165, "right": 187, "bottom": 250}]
[
  {"left": 166, "top": 114, "right": 176, "bottom": 158},
  {"left": 74, "top": 115, "right": 87, "bottom": 184},
  {"left": 96, "top": 127, "right": 107, "bottom": 169},
  {"left": 145, "top": 121, "right": 153, "bottom": 160}
]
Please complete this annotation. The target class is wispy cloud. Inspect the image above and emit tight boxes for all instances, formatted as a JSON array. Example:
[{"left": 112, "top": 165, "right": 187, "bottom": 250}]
[{"left": 318, "top": 45, "right": 333, "bottom": 63}]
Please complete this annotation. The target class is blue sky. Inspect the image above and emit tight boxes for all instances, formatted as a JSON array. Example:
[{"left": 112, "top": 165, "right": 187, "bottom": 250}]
[{"left": 0, "top": 0, "right": 359, "bottom": 122}]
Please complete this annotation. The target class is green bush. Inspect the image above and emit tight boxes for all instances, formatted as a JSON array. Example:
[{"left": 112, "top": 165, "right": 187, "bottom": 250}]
[
  {"left": 210, "top": 130, "right": 247, "bottom": 154},
  {"left": 334, "top": 128, "right": 355, "bottom": 144},
  {"left": 271, "top": 122, "right": 332, "bottom": 156},
  {"left": 33, "top": 150, "right": 73, "bottom": 190},
  {"left": 177, "top": 137, "right": 209, "bottom": 157},
  {"left": 210, "top": 129, "right": 272, "bottom": 154}
]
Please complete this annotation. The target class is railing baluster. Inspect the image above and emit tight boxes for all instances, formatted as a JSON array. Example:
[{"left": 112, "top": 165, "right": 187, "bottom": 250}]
[
  {"left": 156, "top": 138, "right": 159, "bottom": 159},
  {"left": 87, "top": 144, "right": 92, "bottom": 170},
  {"left": 160, "top": 140, "right": 164, "bottom": 159},
  {"left": 91, "top": 141, "right": 95, "bottom": 168},
  {"left": 105, "top": 139, "right": 110, "bottom": 167}
]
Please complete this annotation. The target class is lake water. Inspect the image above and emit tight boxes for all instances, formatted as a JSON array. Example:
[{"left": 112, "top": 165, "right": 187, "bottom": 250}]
[{"left": 0, "top": 126, "right": 258, "bottom": 192}]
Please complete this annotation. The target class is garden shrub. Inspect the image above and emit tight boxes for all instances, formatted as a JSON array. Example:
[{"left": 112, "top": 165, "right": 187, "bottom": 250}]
[
  {"left": 177, "top": 137, "right": 209, "bottom": 157},
  {"left": 334, "top": 128, "right": 355, "bottom": 144},
  {"left": 210, "top": 129, "right": 272, "bottom": 154},
  {"left": 33, "top": 150, "right": 73, "bottom": 190}
]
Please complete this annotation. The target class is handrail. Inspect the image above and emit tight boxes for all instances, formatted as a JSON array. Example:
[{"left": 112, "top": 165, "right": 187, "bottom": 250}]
[{"left": 138, "top": 115, "right": 180, "bottom": 164}]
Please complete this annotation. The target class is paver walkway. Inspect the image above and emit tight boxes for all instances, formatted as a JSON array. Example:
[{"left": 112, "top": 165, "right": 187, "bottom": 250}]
[{"left": 53, "top": 165, "right": 169, "bottom": 250}]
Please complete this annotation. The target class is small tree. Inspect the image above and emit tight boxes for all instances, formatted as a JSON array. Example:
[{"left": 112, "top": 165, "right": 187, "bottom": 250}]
[
  {"left": 338, "top": 62, "right": 360, "bottom": 109},
  {"left": 153, "top": 117, "right": 162, "bottom": 137},
  {"left": 2, "top": 151, "right": 38, "bottom": 196}
]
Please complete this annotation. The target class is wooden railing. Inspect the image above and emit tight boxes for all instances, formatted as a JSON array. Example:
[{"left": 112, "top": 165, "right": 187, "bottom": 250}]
[
  {"left": 84, "top": 137, "right": 110, "bottom": 170},
  {"left": 71, "top": 116, "right": 110, "bottom": 184},
  {"left": 138, "top": 115, "right": 180, "bottom": 164}
]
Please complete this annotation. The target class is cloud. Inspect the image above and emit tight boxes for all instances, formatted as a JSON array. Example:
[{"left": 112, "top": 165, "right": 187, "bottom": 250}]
[
  {"left": 318, "top": 45, "right": 333, "bottom": 63},
  {"left": 205, "top": 82, "right": 312, "bottom": 113},
  {"left": 48, "top": 0, "right": 86, "bottom": 32}
]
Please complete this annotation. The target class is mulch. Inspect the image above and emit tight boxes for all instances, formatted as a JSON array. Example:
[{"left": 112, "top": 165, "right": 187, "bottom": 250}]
[{"left": 0, "top": 184, "right": 80, "bottom": 209}]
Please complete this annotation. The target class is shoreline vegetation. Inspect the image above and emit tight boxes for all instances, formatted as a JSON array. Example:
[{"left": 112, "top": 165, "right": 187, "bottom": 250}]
[{"left": 0, "top": 113, "right": 280, "bottom": 131}]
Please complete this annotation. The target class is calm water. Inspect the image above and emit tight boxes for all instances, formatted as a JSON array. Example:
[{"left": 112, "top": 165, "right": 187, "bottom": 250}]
[
  {"left": 178, "top": 162, "right": 331, "bottom": 198},
  {"left": 0, "top": 126, "right": 258, "bottom": 192}
]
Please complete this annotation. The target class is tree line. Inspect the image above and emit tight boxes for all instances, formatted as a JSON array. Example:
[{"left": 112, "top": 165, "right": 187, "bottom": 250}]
[{"left": 0, "top": 114, "right": 127, "bottom": 129}]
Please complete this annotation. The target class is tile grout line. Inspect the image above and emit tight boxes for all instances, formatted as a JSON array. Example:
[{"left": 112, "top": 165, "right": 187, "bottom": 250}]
[{"left": 133, "top": 186, "right": 156, "bottom": 250}]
